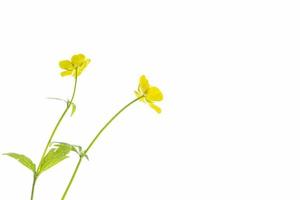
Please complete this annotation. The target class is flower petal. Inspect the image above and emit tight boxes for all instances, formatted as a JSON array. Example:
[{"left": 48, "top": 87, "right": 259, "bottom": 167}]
[
  {"left": 61, "top": 70, "right": 73, "bottom": 77},
  {"left": 139, "top": 75, "right": 150, "bottom": 94},
  {"left": 149, "top": 103, "right": 162, "bottom": 113},
  {"left": 59, "top": 60, "right": 73, "bottom": 70},
  {"left": 71, "top": 54, "right": 86, "bottom": 65},
  {"left": 146, "top": 87, "right": 163, "bottom": 101}
]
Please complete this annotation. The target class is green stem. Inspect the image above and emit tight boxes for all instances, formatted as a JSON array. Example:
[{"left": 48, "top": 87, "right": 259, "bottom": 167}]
[
  {"left": 61, "top": 157, "right": 83, "bottom": 200},
  {"left": 30, "top": 174, "right": 37, "bottom": 200},
  {"left": 61, "top": 96, "right": 142, "bottom": 200},
  {"left": 85, "top": 97, "right": 142, "bottom": 154},
  {"left": 38, "top": 75, "right": 78, "bottom": 172},
  {"left": 30, "top": 73, "right": 78, "bottom": 200}
]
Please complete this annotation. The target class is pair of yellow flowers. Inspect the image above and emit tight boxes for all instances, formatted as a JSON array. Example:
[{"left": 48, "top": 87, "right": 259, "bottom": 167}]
[{"left": 59, "top": 54, "right": 164, "bottom": 113}]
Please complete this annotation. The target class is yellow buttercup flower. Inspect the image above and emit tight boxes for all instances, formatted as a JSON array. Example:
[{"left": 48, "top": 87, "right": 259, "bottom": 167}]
[
  {"left": 135, "top": 75, "right": 163, "bottom": 113},
  {"left": 59, "top": 54, "right": 91, "bottom": 77}
]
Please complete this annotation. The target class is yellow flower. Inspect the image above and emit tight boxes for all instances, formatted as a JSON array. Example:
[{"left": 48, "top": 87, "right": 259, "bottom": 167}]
[
  {"left": 135, "top": 75, "right": 163, "bottom": 113},
  {"left": 59, "top": 54, "right": 91, "bottom": 77}
]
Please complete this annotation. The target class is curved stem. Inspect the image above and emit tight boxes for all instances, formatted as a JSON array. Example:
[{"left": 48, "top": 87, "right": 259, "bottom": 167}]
[
  {"left": 30, "top": 73, "right": 78, "bottom": 200},
  {"left": 61, "top": 97, "right": 142, "bottom": 200},
  {"left": 85, "top": 97, "right": 142, "bottom": 154}
]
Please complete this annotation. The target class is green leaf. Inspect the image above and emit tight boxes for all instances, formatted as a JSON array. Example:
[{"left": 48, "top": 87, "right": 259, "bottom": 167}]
[
  {"left": 47, "top": 97, "right": 68, "bottom": 103},
  {"left": 3, "top": 153, "right": 36, "bottom": 173},
  {"left": 38, "top": 144, "right": 72, "bottom": 175},
  {"left": 47, "top": 97, "right": 77, "bottom": 116},
  {"left": 70, "top": 102, "right": 76, "bottom": 116},
  {"left": 52, "top": 141, "right": 89, "bottom": 160}
]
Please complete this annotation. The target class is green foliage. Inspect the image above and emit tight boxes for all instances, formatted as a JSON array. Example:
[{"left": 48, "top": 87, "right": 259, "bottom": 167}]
[
  {"left": 3, "top": 153, "right": 36, "bottom": 173},
  {"left": 47, "top": 97, "right": 67, "bottom": 103},
  {"left": 47, "top": 97, "right": 77, "bottom": 116},
  {"left": 52, "top": 142, "right": 89, "bottom": 160},
  {"left": 38, "top": 144, "right": 72, "bottom": 175},
  {"left": 68, "top": 101, "right": 76, "bottom": 116}
]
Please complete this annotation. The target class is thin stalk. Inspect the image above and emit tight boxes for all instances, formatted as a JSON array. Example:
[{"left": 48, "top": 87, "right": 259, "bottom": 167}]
[
  {"left": 30, "top": 174, "right": 37, "bottom": 200},
  {"left": 38, "top": 75, "right": 78, "bottom": 171},
  {"left": 61, "top": 157, "right": 83, "bottom": 200},
  {"left": 61, "top": 96, "right": 142, "bottom": 200},
  {"left": 30, "top": 72, "right": 78, "bottom": 200},
  {"left": 85, "top": 97, "right": 142, "bottom": 154}
]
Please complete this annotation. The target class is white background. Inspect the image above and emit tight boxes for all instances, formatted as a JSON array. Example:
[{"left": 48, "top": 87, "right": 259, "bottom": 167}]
[{"left": 0, "top": 0, "right": 300, "bottom": 199}]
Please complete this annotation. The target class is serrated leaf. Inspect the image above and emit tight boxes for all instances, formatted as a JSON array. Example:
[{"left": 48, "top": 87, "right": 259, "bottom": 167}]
[
  {"left": 52, "top": 142, "right": 78, "bottom": 153},
  {"left": 3, "top": 153, "right": 36, "bottom": 173},
  {"left": 52, "top": 141, "right": 89, "bottom": 160},
  {"left": 38, "top": 145, "right": 72, "bottom": 175}
]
